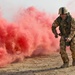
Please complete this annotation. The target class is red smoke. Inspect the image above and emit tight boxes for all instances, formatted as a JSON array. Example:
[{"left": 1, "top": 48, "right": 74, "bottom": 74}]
[{"left": 0, "top": 7, "right": 59, "bottom": 67}]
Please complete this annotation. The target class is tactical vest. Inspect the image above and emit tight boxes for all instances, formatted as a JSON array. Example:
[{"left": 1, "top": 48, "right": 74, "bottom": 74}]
[{"left": 57, "top": 15, "right": 72, "bottom": 37}]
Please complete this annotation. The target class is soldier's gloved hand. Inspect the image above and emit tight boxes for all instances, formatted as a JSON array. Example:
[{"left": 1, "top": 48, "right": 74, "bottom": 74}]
[
  {"left": 55, "top": 35, "right": 58, "bottom": 38},
  {"left": 58, "top": 33, "right": 62, "bottom": 36},
  {"left": 66, "top": 38, "right": 71, "bottom": 42}
]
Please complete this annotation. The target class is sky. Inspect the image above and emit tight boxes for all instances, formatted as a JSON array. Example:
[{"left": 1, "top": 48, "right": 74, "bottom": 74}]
[{"left": 0, "top": 0, "right": 74, "bottom": 21}]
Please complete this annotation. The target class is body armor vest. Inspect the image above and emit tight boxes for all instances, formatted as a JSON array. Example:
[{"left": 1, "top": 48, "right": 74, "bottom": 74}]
[{"left": 57, "top": 15, "right": 72, "bottom": 37}]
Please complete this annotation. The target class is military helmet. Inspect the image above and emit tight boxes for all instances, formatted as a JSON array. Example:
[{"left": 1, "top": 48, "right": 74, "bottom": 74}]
[{"left": 58, "top": 7, "right": 68, "bottom": 15}]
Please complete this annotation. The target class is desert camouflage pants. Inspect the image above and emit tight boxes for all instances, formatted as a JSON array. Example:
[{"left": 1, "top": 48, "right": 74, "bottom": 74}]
[{"left": 60, "top": 36, "right": 75, "bottom": 63}]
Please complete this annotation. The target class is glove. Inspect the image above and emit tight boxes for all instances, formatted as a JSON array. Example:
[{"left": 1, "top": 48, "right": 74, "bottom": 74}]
[
  {"left": 58, "top": 33, "right": 62, "bottom": 36},
  {"left": 65, "top": 38, "right": 71, "bottom": 46},
  {"left": 66, "top": 38, "right": 71, "bottom": 42},
  {"left": 55, "top": 34, "right": 58, "bottom": 38}
]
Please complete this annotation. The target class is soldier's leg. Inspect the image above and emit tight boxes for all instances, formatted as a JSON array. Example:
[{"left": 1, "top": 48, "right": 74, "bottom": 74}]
[
  {"left": 70, "top": 38, "right": 75, "bottom": 66},
  {"left": 60, "top": 37, "right": 69, "bottom": 67}
]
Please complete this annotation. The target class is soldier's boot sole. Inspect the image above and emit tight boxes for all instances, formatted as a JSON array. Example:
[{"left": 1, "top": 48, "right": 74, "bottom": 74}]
[{"left": 60, "top": 63, "right": 69, "bottom": 68}]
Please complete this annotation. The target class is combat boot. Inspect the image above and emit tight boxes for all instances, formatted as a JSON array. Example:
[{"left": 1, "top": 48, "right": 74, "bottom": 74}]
[
  {"left": 60, "top": 63, "right": 69, "bottom": 68},
  {"left": 72, "top": 60, "right": 75, "bottom": 66}
]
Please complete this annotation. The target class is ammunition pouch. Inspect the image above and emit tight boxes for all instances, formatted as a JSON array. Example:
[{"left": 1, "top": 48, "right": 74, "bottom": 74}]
[{"left": 65, "top": 41, "right": 71, "bottom": 46}]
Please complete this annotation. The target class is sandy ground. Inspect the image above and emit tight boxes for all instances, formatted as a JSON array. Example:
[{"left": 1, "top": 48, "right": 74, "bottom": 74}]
[{"left": 0, "top": 52, "right": 75, "bottom": 75}]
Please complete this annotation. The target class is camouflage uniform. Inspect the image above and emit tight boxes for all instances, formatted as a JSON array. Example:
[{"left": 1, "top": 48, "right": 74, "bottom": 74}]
[{"left": 52, "top": 13, "right": 75, "bottom": 67}]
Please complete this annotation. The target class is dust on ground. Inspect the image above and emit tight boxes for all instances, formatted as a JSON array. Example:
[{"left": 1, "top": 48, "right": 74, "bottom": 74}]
[{"left": 0, "top": 52, "right": 75, "bottom": 75}]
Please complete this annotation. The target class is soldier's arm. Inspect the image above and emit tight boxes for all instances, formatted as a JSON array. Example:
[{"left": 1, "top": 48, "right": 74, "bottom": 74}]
[
  {"left": 52, "top": 19, "right": 59, "bottom": 35},
  {"left": 68, "top": 18, "right": 75, "bottom": 40}
]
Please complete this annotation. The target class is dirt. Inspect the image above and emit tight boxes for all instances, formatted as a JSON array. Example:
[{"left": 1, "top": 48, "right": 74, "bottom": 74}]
[{"left": 0, "top": 52, "right": 75, "bottom": 75}]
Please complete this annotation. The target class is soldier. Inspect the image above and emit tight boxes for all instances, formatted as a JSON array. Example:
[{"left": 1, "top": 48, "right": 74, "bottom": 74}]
[{"left": 52, "top": 7, "right": 75, "bottom": 68}]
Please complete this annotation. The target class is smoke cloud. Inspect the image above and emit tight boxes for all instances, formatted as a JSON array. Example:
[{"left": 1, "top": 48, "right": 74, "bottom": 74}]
[{"left": 0, "top": 6, "right": 60, "bottom": 67}]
